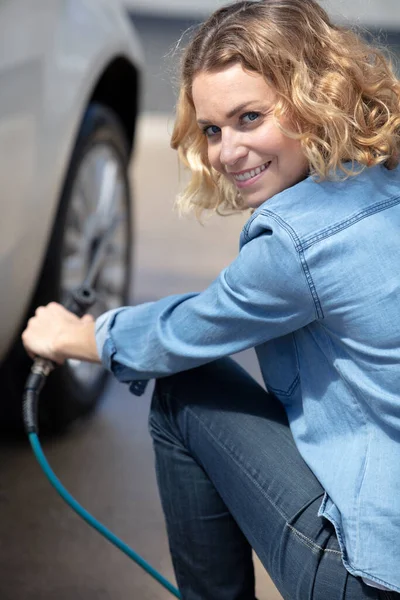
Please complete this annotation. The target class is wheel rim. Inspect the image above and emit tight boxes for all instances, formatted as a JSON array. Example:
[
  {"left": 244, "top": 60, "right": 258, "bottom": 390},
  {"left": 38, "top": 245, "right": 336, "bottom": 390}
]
[{"left": 60, "top": 142, "right": 130, "bottom": 387}]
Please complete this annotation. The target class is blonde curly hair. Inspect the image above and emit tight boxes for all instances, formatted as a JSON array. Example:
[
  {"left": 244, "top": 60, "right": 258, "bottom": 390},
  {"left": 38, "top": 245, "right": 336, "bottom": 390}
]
[{"left": 170, "top": 0, "right": 400, "bottom": 216}]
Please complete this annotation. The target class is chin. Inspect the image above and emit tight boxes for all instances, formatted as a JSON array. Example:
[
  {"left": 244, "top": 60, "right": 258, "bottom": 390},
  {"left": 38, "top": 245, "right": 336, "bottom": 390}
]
[{"left": 243, "top": 194, "right": 270, "bottom": 210}]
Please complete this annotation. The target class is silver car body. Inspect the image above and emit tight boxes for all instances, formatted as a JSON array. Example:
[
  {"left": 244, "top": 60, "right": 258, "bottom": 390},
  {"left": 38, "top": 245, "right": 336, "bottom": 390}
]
[{"left": 0, "top": 0, "right": 143, "bottom": 358}]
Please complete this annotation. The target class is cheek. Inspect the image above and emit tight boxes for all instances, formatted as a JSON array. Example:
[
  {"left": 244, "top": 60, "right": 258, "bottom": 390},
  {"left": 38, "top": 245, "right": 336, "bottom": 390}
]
[
  {"left": 277, "top": 136, "right": 306, "bottom": 165},
  {"left": 263, "top": 122, "right": 303, "bottom": 162},
  {"left": 280, "top": 140, "right": 309, "bottom": 182},
  {"left": 207, "top": 146, "right": 222, "bottom": 173}
]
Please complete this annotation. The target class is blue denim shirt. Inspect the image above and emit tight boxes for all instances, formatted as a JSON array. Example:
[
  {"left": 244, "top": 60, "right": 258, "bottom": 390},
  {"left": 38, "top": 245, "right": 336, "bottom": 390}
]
[{"left": 96, "top": 164, "right": 400, "bottom": 592}]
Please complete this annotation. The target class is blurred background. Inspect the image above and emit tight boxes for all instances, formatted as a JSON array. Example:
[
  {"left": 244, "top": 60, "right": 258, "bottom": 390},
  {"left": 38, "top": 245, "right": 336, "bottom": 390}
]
[
  {"left": 126, "top": 0, "right": 400, "bottom": 113},
  {"left": 1, "top": 1, "right": 399, "bottom": 599}
]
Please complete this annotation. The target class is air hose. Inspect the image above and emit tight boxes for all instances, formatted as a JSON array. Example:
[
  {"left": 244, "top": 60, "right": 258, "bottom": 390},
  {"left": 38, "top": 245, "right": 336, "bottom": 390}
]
[{"left": 22, "top": 285, "right": 181, "bottom": 599}]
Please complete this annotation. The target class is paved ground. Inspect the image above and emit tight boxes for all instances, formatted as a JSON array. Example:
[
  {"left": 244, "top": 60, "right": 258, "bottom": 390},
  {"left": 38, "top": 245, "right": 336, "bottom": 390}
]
[{"left": 0, "top": 114, "right": 282, "bottom": 599}]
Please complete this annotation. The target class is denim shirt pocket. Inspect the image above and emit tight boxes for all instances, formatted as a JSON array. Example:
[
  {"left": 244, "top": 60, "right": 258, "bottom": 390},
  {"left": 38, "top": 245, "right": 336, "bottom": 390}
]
[{"left": 255, "top": 333, "right": 300, "bottom": 405}]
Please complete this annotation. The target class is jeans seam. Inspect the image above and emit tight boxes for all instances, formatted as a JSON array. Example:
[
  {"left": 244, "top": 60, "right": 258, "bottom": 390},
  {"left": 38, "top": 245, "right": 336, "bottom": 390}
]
[
  {"left": 164, "top": 391, "right": 342, "bottom": 560},
  {"left": 182, "top": 401, "right": 296, "bottom": 525},
  {"left": 286, "top": 522, "right": 342, "bottom": 555}
]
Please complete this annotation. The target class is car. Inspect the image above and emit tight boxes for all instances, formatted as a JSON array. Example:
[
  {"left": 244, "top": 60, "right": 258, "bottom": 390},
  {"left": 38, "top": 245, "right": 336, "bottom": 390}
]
[{"left": 0, "top": 0, "right": 143, "bottom": 432}]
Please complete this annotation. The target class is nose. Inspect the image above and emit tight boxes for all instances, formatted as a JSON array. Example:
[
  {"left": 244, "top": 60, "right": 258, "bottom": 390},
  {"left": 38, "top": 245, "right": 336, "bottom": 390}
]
[{"left": 219, "top": 129, "right": 247, "bottom": 168}]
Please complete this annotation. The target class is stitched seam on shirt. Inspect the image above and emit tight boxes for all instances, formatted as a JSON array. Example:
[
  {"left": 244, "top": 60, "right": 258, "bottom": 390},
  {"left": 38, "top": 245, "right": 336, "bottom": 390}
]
[
  {"left": 268, "top": 336, "right": 302, "bottom": 396},
  {"left": 257, "top": 211, "right": 324, "bottom": 319},
  {"left": 355, "top": 432, "right": 372, "bottom": 562},
  {"left": 182, "top": 402, "right": 291, "bottom": 524},
  {"left": 103, "top": 337, "right": 117, "bottom": 370},
  {"left": 266, "top": 372, "right": 300, "bottom": 396},
  {"left": 286, "top": 523, "right": 342, "bottom": 555},
  {"left": 242, "top": 209, "right": 263, "bottom": 241},
  {"left": 318, "top": 335, "right": 372, "bottom": 561},
  {"left": 301, "top": 195, "right": 400, "bottom": 249}
]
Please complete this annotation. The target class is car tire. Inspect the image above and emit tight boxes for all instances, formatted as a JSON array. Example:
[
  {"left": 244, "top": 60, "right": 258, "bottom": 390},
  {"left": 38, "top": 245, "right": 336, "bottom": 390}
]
[{"left": 0, "top": 103, "right": 133, "bottom": 433}]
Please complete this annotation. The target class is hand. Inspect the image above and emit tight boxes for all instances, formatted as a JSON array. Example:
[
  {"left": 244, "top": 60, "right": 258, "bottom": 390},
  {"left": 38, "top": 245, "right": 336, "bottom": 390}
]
[{"left": 21, "top": 302, "right": 95, "bottom": 364}]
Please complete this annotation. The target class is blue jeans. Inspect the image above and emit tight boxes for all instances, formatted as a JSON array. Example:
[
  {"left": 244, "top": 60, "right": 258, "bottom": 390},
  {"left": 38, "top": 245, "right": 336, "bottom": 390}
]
[{"left": 148, "top": 358, "right": 396, "bottom": 600}]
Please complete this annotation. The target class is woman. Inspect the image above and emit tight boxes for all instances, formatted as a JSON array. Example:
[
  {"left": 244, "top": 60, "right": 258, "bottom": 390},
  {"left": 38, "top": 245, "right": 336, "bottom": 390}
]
[{"left": 22, "top": 1, "right": 400, "bottom": 597}]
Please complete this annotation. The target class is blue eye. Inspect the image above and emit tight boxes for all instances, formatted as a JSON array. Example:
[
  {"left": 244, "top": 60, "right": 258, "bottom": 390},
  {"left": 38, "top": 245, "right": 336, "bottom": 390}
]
[
  {"left": 242, "top": 112, "right": 260, "bottom": 124},
  {"left": 203, "top": 125, "right": 221, "bottom": 137}
]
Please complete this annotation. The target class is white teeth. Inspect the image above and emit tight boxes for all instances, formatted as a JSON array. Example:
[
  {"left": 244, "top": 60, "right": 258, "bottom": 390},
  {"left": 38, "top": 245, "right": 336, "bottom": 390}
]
[{"left": 234, "top": 162, "right": 269, "bottom": 182}]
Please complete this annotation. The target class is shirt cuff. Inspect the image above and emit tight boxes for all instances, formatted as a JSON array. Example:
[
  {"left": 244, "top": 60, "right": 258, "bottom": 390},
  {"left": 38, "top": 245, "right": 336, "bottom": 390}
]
[
  {"left": 95, "top": 309, "right": 119, "bottom": 366},
  {"left": 94, "top": 308, "right": 149, "bottom": 397}
]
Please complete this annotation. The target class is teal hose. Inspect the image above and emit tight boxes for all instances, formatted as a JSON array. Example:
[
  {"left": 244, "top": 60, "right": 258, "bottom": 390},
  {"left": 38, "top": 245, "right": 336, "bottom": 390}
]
[{"left": 28, "top": 432, "right": 181, "bottom": 599}]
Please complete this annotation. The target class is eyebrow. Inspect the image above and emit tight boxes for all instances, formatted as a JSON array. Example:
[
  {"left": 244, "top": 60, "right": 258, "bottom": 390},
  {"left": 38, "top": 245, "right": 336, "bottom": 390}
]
[{"left": 196, "top": 101, "right": 258, "bottom": 125}]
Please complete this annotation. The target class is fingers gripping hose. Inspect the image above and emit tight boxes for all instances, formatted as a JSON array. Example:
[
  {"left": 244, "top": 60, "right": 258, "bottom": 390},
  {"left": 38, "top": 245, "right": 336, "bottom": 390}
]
[
  {"left": 22, "top": 285, "right": 181, "bottom": 599},
  {"left": 23, "top": 286, "right": 97, "bottom": 435}
]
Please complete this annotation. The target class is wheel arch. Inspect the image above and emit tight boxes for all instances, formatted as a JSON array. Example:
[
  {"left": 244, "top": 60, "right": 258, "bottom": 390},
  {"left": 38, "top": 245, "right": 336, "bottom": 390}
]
[
  {"left": 35, "top": 55, "right": 140, "bottom": 302},
  {"left": 87, "top": 55, "right": 141, "bottom": 156},
  {"left": 39, "top": 53, "right": 141, "bottom": 287}
]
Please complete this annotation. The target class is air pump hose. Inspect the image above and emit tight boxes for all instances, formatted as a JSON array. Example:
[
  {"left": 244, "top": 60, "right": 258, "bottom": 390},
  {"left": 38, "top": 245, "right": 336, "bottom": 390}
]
[{"left": 22, "top": 286, "right": 181, "bottom": 599}]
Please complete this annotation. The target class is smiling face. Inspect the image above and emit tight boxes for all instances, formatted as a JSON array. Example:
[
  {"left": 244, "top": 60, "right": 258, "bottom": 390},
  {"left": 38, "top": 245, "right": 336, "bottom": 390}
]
[{"left": 192, "top": 64, "right": 309, "bottom": 209}]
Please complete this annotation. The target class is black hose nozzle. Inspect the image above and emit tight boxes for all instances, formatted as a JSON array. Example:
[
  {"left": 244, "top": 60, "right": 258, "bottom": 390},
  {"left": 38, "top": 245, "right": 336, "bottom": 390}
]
[
  {"left": 64, "top": 286, "right": 97, "bottom": 317},
  {"left": 23, "top": 358, "right": 56, "bottom": 434}
]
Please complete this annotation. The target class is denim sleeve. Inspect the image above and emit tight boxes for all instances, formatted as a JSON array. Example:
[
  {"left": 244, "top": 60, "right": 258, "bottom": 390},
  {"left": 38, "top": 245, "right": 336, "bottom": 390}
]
[{"left": 94, "top": 216, "right": 318, "bottom": 386}]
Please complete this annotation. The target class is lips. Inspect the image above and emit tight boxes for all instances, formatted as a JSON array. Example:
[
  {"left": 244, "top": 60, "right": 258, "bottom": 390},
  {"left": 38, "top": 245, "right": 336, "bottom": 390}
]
[{"left": 231, "top": 161, "right": 271, "bottom": 187}]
